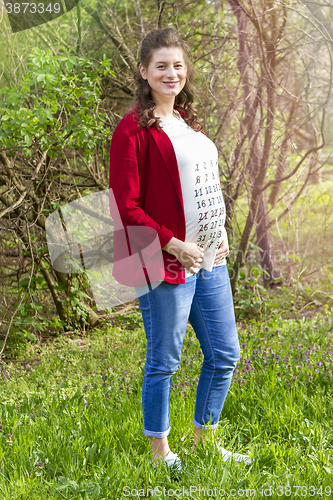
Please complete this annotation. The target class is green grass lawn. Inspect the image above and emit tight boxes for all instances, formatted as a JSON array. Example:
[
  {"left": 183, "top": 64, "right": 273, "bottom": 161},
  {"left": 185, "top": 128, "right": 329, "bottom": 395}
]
[{"left": 0, "top": 309, "right": 332, "bottom": 499}]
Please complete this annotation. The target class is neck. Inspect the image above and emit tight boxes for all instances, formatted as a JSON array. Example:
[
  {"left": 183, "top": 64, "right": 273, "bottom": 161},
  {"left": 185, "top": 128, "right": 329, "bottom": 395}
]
[{"left": 154, "top": 98, "right": 177, "bottom": 120}]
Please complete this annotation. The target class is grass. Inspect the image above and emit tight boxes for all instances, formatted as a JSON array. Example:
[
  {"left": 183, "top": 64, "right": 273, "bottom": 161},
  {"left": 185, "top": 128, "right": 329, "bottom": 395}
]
[{"left": 0, "top": 308, "right": 332, "bottom": 499}]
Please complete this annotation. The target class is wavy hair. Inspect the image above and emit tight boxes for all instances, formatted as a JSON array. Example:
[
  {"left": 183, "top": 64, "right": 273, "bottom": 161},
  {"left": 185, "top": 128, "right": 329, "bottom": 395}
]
[{"left": 133, "top": 28, "right": 203, "bottom": 132}]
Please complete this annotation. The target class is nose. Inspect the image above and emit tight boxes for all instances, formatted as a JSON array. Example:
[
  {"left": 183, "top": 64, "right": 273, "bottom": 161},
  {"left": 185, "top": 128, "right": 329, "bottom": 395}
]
[{"left": 165, "top": 66, "right": 178, "bottom": 79}]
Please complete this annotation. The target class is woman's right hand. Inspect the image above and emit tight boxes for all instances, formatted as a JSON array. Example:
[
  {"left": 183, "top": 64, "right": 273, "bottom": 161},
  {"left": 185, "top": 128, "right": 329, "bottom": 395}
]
[{"left": 163, "top": 238, "right": 204, "bottom": 273}]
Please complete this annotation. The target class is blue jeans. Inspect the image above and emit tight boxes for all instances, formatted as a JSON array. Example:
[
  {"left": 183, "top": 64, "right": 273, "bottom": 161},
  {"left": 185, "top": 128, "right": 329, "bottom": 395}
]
[{"left": 135, "top": 264, "right": 240, "bottom": 438}]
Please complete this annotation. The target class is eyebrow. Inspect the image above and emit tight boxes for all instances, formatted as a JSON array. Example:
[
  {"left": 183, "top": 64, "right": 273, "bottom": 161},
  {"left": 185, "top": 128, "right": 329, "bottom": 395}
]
[{"left": 155, "top": 61, "right": 183, "bottom": 64}]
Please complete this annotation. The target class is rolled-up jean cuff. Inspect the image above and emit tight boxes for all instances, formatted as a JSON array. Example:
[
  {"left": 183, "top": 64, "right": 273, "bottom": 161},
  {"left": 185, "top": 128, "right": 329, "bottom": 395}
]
[
  {"left": 193, "top": 417, "right": 219, "bottom": 430},
  {"left": 143, "top": 426, "right": 171, "bottom": 438}
]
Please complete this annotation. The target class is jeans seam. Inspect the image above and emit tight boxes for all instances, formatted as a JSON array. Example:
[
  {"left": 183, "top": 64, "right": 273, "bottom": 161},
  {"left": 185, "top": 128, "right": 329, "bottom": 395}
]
[
  {"left": 147, "top": 291, "right": 153, "bottom": 368},
  {"left": 193, "top": 289, "right": 216, "bottom": 427},
  {"left": 142, "top": 292, "right": 153, "bottom": 434}
]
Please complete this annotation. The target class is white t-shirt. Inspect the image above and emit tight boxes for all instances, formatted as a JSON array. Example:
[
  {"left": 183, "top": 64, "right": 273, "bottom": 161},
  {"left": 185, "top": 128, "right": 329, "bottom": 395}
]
[{"left": 160, "top": 115, "right": 226, "bottom": 277}]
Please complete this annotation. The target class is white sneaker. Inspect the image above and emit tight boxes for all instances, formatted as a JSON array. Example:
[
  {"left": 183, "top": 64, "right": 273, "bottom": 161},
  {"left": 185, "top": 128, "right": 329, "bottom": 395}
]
[
  {"left": 217, "top": 445, "right": 252, "bottom": 464},
  {"left": 153, "top": 451, "right": 182, "bottom": 472}
]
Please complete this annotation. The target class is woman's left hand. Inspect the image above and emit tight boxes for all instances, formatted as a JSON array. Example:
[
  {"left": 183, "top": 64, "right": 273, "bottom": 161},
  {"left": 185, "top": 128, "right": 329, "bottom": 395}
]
[
  {"left": 213, "top": 235, "right": 229, "bottom": 265},
  {"left": 186, "top": 230, "right": 229, "bottom": 273}
]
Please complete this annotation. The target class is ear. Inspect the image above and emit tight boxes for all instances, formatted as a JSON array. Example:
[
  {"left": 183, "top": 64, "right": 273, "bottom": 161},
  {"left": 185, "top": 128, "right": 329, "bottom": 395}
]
[{"left": 139, "top": 64, "right": 147, "bottom": 80}]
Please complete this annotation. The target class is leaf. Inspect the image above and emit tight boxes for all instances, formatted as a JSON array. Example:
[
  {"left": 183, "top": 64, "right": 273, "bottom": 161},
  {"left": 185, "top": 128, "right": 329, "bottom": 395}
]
[
  {"left": 57, "top": 380, "right": 68, "bottom": 389},
  {"left": 288, "top": 254, "right": 301, "bottom": 262},
  {"left": 56, "top": 477, "right": 69, "bottom": 490},
  {"left": 102, "top": 448, "right": 110, "bottom": 459},
  {"left": 24, "top": 134, "right": 32, "bottom": 146},
  {"left": 252, "top": 268, "right": 260, "bottom": 278},
  {"left": 39, "top": 111, "right": 48, "bottom": 125},
  {"left": 86, "top": 483, "right": 101, "bottom": 498},
  {"left": 45, "top": 463, "right": 57, "bottom": 472},
  {"left": 19, "top": 278, "right": 31, "bottom": 289},
  {"left": 65, "top": 61, "right": 73, "bottom": 72},
  {"left": 38, "top": 108, "right": 53, "bottom": 125},
  {"left": 86, "top": 443, "right": 98, "bottom": 458}
]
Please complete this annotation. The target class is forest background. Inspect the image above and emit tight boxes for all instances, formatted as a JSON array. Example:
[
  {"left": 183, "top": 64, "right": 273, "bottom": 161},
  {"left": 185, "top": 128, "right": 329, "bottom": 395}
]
[
  {"left": 0, "top": 0, "right": 333, "bottom": 344},
  {"left": 0, "top": 0, "right": 333, "bottom": 497}
]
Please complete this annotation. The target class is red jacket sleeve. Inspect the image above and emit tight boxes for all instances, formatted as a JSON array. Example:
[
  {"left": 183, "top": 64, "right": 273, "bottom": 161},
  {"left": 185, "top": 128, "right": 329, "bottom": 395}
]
[{"left": 109, "top": 120, "right": 174, "bottom": 254}]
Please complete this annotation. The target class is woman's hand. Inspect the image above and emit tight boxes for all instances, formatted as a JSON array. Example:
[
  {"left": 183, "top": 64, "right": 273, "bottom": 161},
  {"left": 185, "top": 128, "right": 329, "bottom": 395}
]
[
  {"left": 213, "top": 232, "right": 229, "bottom": 265},
  {"left": 163, "top": 238, "right": 204, "bottom": 273},
  {"left": 186, "top": 254, "right": 203, "bottom": 274},
  {"left": 186, "top": 235, "right": 229, "bottom": 272},
  {"left": 176, "top": 241, "right": 205, "bottom": 272}
]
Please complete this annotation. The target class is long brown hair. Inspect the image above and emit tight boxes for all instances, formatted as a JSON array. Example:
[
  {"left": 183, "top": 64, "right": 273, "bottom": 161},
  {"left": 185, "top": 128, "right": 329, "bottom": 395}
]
[{"left": 133, "top": 28, "right": 203, "bottom": 132}]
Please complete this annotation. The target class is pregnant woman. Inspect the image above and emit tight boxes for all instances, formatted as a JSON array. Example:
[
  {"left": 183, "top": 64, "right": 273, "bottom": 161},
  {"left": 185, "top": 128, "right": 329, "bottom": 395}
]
[{"left": 109, "top": 27, "right": 251, "bottom": 472}]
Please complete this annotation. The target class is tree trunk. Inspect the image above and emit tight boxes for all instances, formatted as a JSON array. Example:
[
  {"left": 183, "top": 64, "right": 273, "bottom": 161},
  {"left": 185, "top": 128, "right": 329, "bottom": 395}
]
[
  {"left": 227, "top": 0, "right": 282, "bottom": 291},
  {"left": 268, "top": 99, "right": 297, "bottom": 207},
  {"left": 255, "top": 191, "right": 282, "bottom": 285}
]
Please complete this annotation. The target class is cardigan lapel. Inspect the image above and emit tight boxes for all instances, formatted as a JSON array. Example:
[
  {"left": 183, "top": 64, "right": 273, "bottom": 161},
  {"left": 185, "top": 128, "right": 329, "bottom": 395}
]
[{"left": 149, "top": 126, "right": 185, "bottom": 213}]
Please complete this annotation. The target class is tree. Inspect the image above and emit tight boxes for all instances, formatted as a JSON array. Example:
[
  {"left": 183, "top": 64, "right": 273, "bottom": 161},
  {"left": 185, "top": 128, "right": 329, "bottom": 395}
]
[
  {"left": 0, "top": 49, "right": 116, "bottom": 353},
  {"left": 226, "top": 0, "right": 331, "bottom": 292},
  {"left": 1, "top": 0, "right": 333, "bottom": 353}
]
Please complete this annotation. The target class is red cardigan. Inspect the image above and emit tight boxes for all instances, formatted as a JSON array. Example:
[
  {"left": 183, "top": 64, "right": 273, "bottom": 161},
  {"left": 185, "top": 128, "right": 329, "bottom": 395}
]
[{"left": 109, "top": 104, "right": 202, "bottom": 286}]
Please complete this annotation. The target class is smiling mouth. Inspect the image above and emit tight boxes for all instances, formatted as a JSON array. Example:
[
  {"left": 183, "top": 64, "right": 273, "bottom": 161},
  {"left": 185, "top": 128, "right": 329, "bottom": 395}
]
[{"left": 163, "top": 81, "right": 179, "bottom": 84}]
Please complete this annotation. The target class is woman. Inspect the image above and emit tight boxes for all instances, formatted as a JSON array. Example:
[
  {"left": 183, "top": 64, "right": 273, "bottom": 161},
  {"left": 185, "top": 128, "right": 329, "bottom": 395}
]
[{"left": 109, "top": 27, "right": 251, "bottom": 471}]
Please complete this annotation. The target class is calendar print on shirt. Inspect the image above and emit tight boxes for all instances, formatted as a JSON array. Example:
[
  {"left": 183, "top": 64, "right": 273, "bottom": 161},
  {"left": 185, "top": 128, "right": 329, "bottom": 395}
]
[
  {"left": 194, "top": 159, "right": 226, "bottom": 251},
  {"left": 159, "top": 116, "right": 227, "bottom": 277}
]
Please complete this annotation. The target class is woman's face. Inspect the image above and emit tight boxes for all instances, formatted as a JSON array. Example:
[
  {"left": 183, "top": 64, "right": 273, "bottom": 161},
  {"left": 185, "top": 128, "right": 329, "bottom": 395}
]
[{"left": 139, "top": 46, "right": 188, "bottom": 104}]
